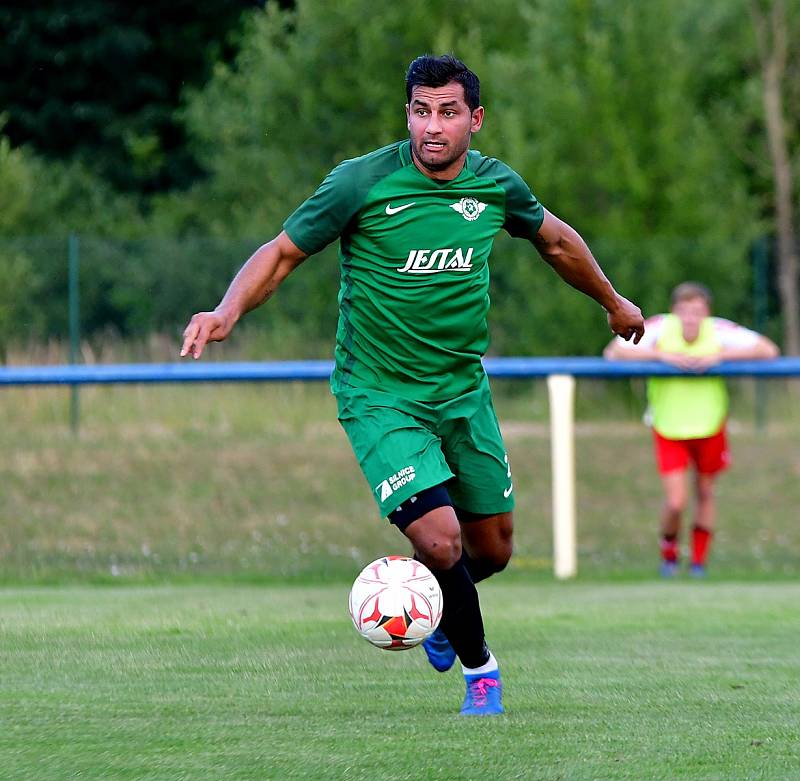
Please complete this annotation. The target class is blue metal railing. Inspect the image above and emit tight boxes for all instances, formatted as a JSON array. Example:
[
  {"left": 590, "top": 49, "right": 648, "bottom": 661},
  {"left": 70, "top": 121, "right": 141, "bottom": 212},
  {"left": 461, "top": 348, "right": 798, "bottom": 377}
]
[{"left": 1, "top": 357, "right": 799, "bottom": 386}]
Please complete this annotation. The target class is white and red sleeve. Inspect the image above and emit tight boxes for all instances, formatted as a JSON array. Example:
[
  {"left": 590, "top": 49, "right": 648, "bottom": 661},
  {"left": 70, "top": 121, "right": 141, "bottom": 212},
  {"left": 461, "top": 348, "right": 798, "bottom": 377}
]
[{"left": 711, "top": 318, "right": 760, "bottom": 349}]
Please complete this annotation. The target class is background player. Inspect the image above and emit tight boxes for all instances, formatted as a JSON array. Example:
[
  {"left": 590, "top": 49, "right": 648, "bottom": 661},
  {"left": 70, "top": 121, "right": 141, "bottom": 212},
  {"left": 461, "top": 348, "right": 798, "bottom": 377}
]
[
  {"left": 604, "top": 281, "right": 779, "bottom": 576},
  {"left": 181, "top": 54, "right": 644, "bottom": 715}
]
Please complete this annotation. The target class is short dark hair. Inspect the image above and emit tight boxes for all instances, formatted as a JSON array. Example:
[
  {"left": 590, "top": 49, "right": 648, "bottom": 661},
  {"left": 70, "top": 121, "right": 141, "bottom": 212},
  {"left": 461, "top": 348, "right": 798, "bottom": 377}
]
[
  {"left": 405, "top": 55, "right": 480, "bottom": 111},
  {"left": 671, "top": 281, "right": 713, "bottom": 308}
]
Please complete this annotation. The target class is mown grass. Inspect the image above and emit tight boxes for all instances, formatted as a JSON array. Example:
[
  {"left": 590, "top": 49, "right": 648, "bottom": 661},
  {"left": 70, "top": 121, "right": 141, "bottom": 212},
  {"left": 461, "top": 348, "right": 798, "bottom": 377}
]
[
  {"left": 1, "top": 378, "right": 798, "bottom": 582},
  {"left": 2, "top": 373, "right": 798, "bottom": 779},
  {"left": 0, "top": 582, "right": 798, "bottom": 781}
]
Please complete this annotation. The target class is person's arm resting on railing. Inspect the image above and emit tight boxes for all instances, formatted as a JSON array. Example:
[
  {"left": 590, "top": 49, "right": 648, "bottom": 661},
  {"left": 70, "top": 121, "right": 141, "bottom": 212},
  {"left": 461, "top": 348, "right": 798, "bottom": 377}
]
[{"left": 603, "top": 287, "right": 780, "bottom": 370}]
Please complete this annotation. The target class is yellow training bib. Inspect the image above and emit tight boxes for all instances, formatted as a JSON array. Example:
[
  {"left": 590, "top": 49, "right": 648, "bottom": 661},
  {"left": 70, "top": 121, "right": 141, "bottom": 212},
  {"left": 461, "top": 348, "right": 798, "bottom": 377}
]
[{"left": 647, "top": 314, "right": 728, "bottom": 439}]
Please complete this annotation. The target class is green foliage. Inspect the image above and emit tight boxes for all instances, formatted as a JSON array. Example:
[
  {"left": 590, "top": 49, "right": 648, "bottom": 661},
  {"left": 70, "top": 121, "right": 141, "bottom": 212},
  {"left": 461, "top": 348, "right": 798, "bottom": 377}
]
[
  {"left": 481, "top": 0, "right": 760, "bottom": 353},
  {"left": 0, "top": 134, "right": 142, "bottom": 237},
  {"left": 4, "top": 0, "right": 795, "bottom": 353},
  {"left": 0, "top": 0, "right": 266, "bottom": 193},
  {"left": 0, "top": 135, "right": 145, "bottom": 354},
  {"left": 0, "top": 251, "right": 44, "bottom": 360},
  {"left": 156, "top": 0, "right": 529, "bottom": 237},
  {"left": 152, "top": 0, "right": 763, "bottom": 356}
]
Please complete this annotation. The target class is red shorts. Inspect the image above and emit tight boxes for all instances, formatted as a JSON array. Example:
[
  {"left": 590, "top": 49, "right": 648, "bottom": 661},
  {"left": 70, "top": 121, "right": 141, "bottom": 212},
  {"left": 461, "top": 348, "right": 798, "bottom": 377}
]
[{"left": 653, "top": 426, "right": 730, "bottom": 475}]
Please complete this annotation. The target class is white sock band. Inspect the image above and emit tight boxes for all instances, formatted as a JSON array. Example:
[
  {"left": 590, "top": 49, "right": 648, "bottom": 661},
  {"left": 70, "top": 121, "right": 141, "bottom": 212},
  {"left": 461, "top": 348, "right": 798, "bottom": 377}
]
[{"left": 462, "top": 651, "right": 498, "bottom": 676}]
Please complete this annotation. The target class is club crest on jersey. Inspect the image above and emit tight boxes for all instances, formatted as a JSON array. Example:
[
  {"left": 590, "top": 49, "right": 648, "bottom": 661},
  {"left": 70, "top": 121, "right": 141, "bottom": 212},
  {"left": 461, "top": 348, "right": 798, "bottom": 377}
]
[
  {"left": 450, "top": 197, "right": 487, "bottom": 221},
  {"left": 397, "top": 247, "right": 474, "bottom": 274}
]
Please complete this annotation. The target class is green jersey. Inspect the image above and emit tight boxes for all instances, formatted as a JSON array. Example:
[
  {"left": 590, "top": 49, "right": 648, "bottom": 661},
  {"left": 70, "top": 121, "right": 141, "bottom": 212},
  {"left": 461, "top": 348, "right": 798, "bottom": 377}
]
[{"left": 283, "top": 140, "right": 544, "bottom": 401}]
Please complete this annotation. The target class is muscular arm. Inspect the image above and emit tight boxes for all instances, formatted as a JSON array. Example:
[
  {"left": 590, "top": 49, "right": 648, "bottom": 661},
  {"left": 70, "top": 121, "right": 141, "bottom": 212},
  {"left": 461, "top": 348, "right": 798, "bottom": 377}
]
[
  {"left": 180, "top": 231, "right": 307, "bottom": 359},
  {"left": 603, "top": 326, "right": 780, "bottom": 367},
  {"left": 720, "top": 334, "right": 780, "bottom": 361},
  {"left": 683, "top": 333, "right": 780, "bottom": 370},
  {"left": 534, "top": 209, "right": 644, "bottom": 343}
]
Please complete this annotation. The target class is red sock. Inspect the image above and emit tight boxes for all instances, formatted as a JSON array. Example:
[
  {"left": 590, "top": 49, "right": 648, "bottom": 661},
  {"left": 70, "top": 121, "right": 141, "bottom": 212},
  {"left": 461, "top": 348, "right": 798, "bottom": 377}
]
[
  {"left": 692, "top": 525, "right": 713, "bottom": 566},
  {"left": 660, "top": 534, "right": 679, "bottom": 563}
]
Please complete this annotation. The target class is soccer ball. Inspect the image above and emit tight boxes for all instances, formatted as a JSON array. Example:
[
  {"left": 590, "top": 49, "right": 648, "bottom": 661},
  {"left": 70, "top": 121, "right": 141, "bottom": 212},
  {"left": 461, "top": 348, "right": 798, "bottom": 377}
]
[{"left": 348, "top": 556, "right": 443, "bottom": 650}]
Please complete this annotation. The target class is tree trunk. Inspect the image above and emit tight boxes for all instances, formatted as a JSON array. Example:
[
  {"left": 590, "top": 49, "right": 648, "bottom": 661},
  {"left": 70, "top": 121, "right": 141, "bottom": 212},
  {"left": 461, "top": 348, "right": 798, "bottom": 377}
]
[{"left": 752, "top": 0, "right": 800, "bottom": 354}]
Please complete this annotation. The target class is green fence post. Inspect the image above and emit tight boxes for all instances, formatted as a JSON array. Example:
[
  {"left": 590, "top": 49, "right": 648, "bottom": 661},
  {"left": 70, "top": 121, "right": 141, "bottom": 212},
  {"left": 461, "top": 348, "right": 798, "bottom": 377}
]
[{"left": 68, "top": 233, "right": 80, "bottom": 433}]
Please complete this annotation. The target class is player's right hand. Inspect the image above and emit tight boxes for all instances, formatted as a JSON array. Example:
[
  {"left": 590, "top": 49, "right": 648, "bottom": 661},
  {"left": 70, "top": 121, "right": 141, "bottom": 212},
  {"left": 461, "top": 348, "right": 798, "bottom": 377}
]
[
  {"left": 180, "top": 310, "right": 234, "bottom": 359},
  {"left": 606, "top": 295, "right": 645, "bottom": 344}
]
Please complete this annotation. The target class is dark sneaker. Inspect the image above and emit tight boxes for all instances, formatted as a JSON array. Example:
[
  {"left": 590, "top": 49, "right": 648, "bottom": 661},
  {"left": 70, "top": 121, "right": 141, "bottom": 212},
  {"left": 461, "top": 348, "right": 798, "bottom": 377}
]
[
  {"left": 460, "top": 669, "right": 504, "bottom": 716},
  {"left": 422, "top": 627, "right": 456, "bottom": 672},
  {"left": 689, "top": 563, "right": 707, "bottom": 578}
]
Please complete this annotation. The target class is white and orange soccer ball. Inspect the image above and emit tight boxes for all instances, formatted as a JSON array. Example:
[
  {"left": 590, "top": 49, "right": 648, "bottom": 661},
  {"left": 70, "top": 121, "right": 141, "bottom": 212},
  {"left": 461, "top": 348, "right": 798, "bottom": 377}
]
[{"left": 348, "top": 556, "right": 443, "bottom": 650}]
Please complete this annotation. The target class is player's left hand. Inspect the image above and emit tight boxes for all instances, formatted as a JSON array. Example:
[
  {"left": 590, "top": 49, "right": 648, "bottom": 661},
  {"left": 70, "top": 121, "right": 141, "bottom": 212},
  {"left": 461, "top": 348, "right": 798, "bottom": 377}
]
[{"left": 607, "top": 295, "right": 645, "bottom": 344}]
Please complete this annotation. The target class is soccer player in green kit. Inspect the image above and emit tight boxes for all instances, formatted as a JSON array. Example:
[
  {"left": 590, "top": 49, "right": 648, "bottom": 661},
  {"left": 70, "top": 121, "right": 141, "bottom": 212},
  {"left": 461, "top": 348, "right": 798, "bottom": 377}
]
[{"left": 181, "top": 55, "right": 645, "bottom": 715}]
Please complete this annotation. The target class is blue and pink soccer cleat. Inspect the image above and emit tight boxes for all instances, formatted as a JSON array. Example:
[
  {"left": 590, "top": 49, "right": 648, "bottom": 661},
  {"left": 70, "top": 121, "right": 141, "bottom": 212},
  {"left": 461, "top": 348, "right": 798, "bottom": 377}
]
[
  {"left": 422, "top": 627, "right": 456, "bottom": 672},
  {"left": 461, "top": 669, "right": 504, "bottom": 716}
]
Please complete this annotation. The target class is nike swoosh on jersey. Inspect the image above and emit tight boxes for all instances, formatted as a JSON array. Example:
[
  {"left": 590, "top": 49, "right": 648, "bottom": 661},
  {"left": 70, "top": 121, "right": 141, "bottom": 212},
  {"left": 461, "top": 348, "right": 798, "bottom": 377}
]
[
  {"left": 503, "top": 484, "right": 513, "bottom": 498},
  {"left": 385, "top": 202, "right": 416, "bottom": 215}
]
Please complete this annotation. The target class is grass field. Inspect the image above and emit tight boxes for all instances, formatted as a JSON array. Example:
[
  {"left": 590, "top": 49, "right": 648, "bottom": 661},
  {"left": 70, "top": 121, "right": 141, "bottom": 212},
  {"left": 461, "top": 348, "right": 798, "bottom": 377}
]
[
  {"left": 1, "top": 379, "right": 798, "bottom": 581},
  {"left": 1, "top": 375, "right": 798, "bottom": 779},
  {"left": 1, "top": 582, "right": 798, "bottom": 781}
]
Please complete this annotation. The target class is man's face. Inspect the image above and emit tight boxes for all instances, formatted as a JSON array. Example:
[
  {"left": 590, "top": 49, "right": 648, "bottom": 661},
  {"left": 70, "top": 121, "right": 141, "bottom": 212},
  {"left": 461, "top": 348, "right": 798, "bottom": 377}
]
[
  {"left": 672, "top": 296, "right": 711, "bottom": 342},
  {"left": 406, "top": 82, "right": 483, "bottom": 180}
]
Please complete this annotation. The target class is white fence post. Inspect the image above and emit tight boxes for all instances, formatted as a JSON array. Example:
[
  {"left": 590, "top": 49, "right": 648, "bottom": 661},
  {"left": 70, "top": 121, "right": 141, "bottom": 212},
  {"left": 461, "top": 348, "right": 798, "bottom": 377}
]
[{"left": 547, "top": 374, "right": 577, "bottom": 579}]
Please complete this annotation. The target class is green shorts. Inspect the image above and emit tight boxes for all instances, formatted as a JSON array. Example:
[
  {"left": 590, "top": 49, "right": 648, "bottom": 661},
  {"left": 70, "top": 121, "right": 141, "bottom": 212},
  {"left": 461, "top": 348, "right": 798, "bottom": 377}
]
[{"left": 335, "top": 377, "right": 514, "bottom": 518}]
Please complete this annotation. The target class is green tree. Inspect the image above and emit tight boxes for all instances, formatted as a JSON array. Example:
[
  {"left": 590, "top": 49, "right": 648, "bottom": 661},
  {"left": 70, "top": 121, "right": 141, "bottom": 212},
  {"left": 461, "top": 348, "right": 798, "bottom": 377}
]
[
  {"left": 156, "top": 0, "right": 528, "bottom": 237},
  {"left": 0, "top": 133, "right": 142, "bottom": 237},
  {"left": 750, "top": 0, "right": 800, "bottom": 354},
  {"left": 482, "top": 0, "right": 759, "bottom": 353},
  {"left": 5, "top": 0, "right": 779, "bottom": 357},
  {"left": 637, "top": 0, "right": 800, "bottom": 352},
  {"left": 150, "top": 0, "right": 532, "bottom": 349},
  {"left": 157, "top": 0, "right": 760, "bottom": 356},
  {"left": 0, "top": 0, "right": 266, "bottom": 194},
  {"left": 0, "top": 132, "right": 144, "bottom": 355}
]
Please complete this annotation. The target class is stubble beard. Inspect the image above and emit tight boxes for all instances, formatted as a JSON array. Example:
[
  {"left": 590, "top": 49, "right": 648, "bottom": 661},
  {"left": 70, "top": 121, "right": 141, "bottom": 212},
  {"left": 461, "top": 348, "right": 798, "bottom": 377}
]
[{"left": 412, "top": 134, "right": 471, "bottom": 174}]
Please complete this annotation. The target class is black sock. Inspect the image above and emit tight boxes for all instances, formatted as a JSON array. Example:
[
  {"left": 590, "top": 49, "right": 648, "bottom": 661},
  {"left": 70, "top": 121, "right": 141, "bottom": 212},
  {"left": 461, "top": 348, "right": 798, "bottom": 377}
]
[
  {"left": 428, "top": 557, "right": 489, "bottom": 669},
  {"left": 462, "top": 552, "right": 500, "bottom": 584},
  {"left": 452, "top": 507, "right": 508, "bottom": 585}
]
